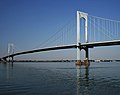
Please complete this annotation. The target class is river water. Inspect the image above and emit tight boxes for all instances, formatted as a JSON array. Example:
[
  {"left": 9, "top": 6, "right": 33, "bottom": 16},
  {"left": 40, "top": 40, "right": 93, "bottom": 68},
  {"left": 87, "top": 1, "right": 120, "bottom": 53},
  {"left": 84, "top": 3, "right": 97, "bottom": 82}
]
[{"left": 0, "top": 62, "right": 120, "bottom": 95}]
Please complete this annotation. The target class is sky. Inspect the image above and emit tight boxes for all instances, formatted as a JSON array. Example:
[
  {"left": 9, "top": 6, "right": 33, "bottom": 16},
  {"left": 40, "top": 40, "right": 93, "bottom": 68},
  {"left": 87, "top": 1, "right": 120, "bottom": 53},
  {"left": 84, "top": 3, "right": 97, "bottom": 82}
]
[{"left": 0, "top": 0, "right": 120, "bottom": 60}]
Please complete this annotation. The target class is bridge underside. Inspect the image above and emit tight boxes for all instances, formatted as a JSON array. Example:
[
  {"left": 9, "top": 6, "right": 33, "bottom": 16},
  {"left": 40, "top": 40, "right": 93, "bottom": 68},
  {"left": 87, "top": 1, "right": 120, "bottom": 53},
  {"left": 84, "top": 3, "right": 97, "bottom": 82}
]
[{"left": 1, "top": 44, "right": 77, "bottom": 59}]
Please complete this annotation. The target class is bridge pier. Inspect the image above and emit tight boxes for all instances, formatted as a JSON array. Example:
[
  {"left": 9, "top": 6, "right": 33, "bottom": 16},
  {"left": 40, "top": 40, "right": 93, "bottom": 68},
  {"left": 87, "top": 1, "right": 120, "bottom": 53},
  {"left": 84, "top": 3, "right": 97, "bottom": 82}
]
[
  {"left": 7, "top": 56, "right": 14, "bottom": 64},
  {"left": 76, "top": 47, "right": 90, "bottom": 67},
  {"left": 76, "top": 60, "right": 82, "bottom": 65}
]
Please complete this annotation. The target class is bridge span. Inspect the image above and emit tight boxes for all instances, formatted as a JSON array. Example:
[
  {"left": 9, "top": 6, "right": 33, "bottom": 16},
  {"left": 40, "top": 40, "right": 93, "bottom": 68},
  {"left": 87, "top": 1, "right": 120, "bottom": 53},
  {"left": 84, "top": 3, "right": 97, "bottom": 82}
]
[
  {"left": 1, "top": 40, "right": 120, "bottom": 61},
  {"left": 1, "top": 11, "right": 120, "bottom": 67}
]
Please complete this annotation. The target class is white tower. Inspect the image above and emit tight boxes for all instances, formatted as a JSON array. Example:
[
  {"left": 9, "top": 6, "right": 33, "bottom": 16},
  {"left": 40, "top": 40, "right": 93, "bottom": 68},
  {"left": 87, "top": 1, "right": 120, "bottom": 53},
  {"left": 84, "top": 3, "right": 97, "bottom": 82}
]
[
  {"left": 76, "top": 11, "right": 88, "bottom": 65},
  {"left": 8, "top": 43, "right": 14, "bottom": 55},
  {"left": 8, "top": 43, "right": 14, "bottom": 62}
]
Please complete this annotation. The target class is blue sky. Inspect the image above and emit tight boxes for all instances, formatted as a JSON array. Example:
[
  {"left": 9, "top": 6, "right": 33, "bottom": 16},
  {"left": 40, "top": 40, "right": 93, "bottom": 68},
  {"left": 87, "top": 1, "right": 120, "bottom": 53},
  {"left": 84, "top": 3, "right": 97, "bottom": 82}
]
[{"left": 0, "top": 0, "right": 120, "bottom": 60}]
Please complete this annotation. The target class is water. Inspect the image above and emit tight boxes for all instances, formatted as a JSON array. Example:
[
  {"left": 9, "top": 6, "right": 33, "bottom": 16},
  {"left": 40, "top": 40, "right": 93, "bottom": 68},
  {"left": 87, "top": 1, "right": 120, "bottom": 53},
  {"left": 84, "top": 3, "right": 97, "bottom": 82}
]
[{"left": 0, "top": 62, "right": 120, "bottom": 95}]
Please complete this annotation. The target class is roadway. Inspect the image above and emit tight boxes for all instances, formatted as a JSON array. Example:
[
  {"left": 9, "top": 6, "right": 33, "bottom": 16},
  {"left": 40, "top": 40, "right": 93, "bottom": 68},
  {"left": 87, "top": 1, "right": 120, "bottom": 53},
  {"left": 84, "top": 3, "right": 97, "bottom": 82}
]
[{"left": 1, "top": 40, "right": 120, "bottom": 59}]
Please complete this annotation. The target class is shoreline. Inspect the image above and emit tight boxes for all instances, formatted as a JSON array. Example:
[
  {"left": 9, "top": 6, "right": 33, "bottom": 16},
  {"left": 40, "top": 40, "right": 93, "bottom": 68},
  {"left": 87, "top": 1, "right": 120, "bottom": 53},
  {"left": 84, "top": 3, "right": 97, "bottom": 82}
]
[{"left": 8, "top": 60, "right": 120, "bottom": 62}]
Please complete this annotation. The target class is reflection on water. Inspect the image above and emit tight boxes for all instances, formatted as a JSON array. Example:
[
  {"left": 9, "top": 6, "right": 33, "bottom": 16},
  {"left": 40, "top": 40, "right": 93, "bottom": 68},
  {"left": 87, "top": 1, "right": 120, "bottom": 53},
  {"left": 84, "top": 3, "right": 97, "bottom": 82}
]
[
  {"left": 76, "top": 65, "right": 90, "bottom": 95},
  {"left": 5, "top": 62, "right": 13, "bottom": 81},
  {"left": 76, "top": 62, "right": 120, "bottom": 95},
  {"left": 0, "top": 62, "right": 120, "bottom": 95}
]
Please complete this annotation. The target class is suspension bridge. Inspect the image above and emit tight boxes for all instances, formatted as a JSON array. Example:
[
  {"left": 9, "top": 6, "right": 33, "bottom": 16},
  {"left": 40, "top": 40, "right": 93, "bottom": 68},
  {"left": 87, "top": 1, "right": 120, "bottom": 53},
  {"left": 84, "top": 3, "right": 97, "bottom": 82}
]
[{"left": 1, "top": 11, "right": 120, "bottom": 66}]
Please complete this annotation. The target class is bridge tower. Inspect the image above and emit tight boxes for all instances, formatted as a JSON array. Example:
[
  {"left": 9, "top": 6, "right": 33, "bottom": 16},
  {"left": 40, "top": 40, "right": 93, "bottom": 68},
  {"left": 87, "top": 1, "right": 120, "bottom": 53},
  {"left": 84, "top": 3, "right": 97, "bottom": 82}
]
[
  {"left": 8, "top": 43, "right": 14, "bottom": 62},
  {"left": 76, "top": 11, "right": 89, "bottom": 66}
]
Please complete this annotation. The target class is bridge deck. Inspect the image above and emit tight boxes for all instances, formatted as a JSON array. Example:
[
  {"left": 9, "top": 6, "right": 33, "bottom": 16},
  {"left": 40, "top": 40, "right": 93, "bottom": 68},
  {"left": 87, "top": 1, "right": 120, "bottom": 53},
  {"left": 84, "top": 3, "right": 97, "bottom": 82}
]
[
  {"left": 1, "top": 40, "right": 120, "bottom": 59},
  {"left": 2, "top": 44, "right": 77, "bottom": 59},
  {"left": 82, "top": 40, "right": 120, "bottom": 47}
]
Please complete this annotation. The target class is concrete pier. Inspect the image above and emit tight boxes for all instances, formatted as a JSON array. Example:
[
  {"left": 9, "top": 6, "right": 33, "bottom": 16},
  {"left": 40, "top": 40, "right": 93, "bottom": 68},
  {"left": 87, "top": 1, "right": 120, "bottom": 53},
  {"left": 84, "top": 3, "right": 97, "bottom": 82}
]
[
  {"left": 84, "top": 60, "right": 90, "bottom": 67},
  {"left": 76, "top": 47, "right": 90, "bottom": 67},
  {"left": 76, "top": 60, "right": 82, "bottom": 65}
]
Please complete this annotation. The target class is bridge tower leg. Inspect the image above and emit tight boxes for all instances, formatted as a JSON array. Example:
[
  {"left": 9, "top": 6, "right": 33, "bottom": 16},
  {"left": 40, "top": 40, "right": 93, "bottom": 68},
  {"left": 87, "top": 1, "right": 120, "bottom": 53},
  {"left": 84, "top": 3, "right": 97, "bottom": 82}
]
[
  {"left": 8, "top": 57, "right": 10, "bottom": 62},
  {"left": 76, "top": 11, "right": 88, "bottom": 66},
  {"left": 84, "top": 47, "right": 90, "bottom": 67},
  {"left": 11, "top": 56, "right": 14, "bottom": 65},
  {"left": 7, "top": 43, "right": 14, "bottom": 64},
  {"left": 76, "top": 11, "right": 81, "bottom": 65}
]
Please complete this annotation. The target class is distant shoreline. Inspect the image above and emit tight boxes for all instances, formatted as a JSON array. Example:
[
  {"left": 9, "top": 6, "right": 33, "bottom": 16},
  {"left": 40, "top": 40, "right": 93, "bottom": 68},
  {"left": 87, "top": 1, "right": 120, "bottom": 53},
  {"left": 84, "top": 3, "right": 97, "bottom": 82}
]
[
  {"left": 13, "top": 60, "right": 75, "bottom": 62},
  {"left": 11, "top": 60, "right": 120, "bottom": 62},
  {"left": 1, "top": 59, "right": 120, "bottom": 63}
]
